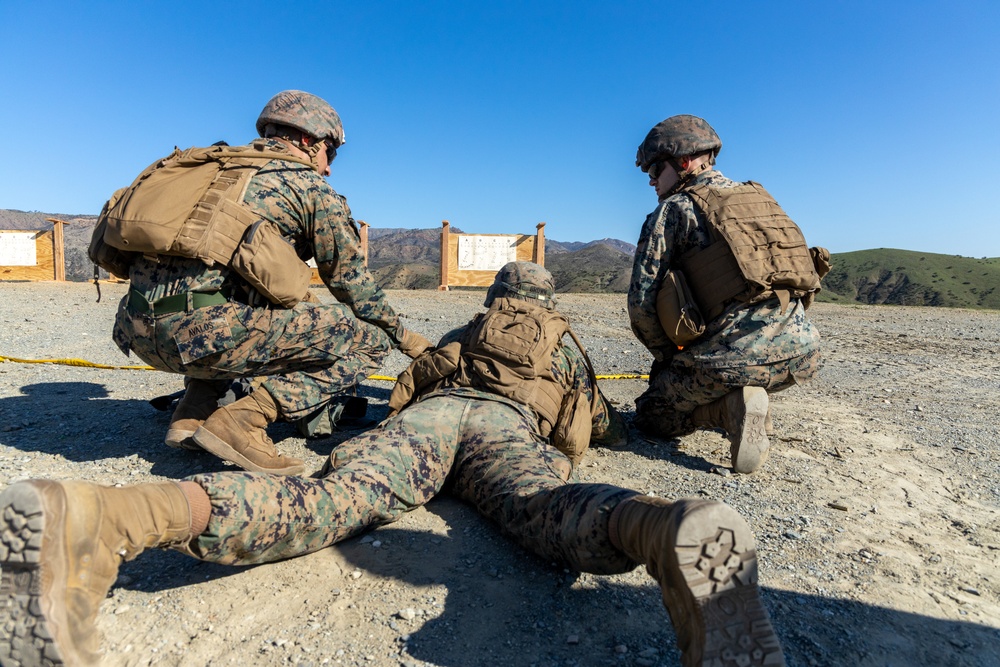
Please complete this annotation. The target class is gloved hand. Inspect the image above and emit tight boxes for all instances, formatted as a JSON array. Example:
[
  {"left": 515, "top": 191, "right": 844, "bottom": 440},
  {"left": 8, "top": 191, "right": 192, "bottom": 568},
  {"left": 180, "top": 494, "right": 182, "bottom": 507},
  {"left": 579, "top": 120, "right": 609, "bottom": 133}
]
[{"left": 397, "top": 327, "right": 433, "bottom": 359}]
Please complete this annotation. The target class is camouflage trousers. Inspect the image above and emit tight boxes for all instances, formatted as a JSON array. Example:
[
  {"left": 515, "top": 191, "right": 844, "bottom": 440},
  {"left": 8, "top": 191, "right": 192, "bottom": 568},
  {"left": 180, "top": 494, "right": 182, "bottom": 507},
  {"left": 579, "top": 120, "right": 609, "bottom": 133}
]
[
  {"left": 182, "top": 392, "right": 638, "bottom": 575},
  {"left": 115, "top": 298, "right": 391, "bottom": 421},
  {"left": 634, "top": 346, "right": 822, "bottom": 438}
]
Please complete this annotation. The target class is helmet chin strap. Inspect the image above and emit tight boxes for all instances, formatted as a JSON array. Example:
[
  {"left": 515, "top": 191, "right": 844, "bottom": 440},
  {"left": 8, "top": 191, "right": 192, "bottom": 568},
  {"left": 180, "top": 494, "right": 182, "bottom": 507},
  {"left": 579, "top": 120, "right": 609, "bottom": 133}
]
[
  {"left": 300, "top": 137, "right": 326, "bottom": 174},
  {"left": 662, "top": 159, "right": 710, "bottom": 199},
  {"left": 268, "top": 133, "right": 326, "bottom": 174}
]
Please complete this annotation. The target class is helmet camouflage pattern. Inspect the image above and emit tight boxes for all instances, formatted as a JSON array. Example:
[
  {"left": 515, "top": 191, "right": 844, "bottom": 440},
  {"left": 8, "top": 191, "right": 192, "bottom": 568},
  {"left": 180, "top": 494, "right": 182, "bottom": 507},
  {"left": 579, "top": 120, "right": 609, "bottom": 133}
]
[
  {"left": 484, "top": 261, "right": 557, "bottom": 310},
  {"left": 635, "top": 114, "right": 721, "bottom": 173},
  {"left": 256, "top": 90, "right": 345, "bottom": 148}
]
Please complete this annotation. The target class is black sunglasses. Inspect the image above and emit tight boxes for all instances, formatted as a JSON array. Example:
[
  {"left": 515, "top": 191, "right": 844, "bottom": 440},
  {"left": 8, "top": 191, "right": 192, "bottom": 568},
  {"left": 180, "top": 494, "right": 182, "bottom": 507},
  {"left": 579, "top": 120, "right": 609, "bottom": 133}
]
[
  {"left": 647, "top": 160, "right": 668, "bottom": 180},
  {"left": 324, "top": 140, "right": 338, "bottom": 163}
]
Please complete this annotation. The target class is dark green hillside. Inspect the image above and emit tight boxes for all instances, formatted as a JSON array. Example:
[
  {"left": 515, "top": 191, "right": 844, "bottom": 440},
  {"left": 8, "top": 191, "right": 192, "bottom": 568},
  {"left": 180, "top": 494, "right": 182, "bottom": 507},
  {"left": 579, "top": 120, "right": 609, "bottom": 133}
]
[{"left": 820, "top": 249, "right": 1000, "bottom": 309}]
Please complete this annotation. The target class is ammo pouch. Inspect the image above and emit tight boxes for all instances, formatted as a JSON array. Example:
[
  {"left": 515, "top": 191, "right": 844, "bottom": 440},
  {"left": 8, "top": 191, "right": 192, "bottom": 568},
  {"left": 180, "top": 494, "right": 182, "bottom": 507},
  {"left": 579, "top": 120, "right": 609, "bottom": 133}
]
[
  {"left": 548, "top": 328, "right": 600, "bottom": 464},
  {"left": 98, "top": 142, "right": 315, "bottom": 307},
  {"left": 655, "top": 269, "right": 706, "bottom": 347},
  {"left": 550, "top": 387, "right": 592, "bottom": 465},
  {"left": 231, "top": 220, "right": 311, "bottom": 308},
  {"left": 387, "top": 341, "right": 463, "bottom": 417}
]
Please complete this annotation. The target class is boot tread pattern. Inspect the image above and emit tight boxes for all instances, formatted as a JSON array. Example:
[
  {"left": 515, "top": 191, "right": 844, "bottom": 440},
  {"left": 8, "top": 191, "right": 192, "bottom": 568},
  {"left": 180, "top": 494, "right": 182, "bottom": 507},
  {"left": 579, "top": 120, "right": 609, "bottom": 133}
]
[
  {"left": 671, "top": 502, "right": 784, "bottom": 667},
  {"left": 0, "top": 487, "right": 65, "bottom": 666}
]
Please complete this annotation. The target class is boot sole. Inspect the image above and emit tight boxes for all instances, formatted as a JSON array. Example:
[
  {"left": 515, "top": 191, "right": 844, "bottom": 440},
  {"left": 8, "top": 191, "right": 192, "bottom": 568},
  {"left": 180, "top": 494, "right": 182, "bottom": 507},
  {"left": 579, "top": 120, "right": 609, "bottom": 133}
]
[
  {"left": 731, "top": 387, "right": 770, "bottom": 474},
  {"left": 164, "top": 427, "right": 204, "bottom": 451},
  {"left": 666, "top": 500, "right": 784, "bottom": 667},
  {"left": 0, "top": 482, "right": 71, "bottom": 667},
  {"left": 192, "top": 427, "right": 305, "bottom": 476}
]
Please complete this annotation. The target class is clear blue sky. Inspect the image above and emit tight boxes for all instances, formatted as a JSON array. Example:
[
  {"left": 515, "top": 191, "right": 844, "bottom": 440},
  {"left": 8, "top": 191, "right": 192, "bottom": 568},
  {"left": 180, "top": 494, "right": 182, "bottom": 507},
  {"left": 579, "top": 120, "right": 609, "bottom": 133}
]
[{"left": 2, "top": 1, "right": 998, "bottom": 256}]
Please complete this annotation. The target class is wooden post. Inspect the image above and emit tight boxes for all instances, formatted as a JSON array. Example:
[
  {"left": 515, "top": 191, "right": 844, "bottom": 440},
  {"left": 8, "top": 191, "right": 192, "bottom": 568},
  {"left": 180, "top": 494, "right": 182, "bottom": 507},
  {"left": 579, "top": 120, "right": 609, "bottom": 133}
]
[
  {"left": 45, "top": 218, "right": 67, "bottom": 281},
  {"left": 358, "top": 219, "right": 370, "bottom": 266},
  {"left": 534, "top": 222, "right": 546, "bottom": 267},
  {"left": 439, "top": 220, "right": 451, "bottom": 290}
]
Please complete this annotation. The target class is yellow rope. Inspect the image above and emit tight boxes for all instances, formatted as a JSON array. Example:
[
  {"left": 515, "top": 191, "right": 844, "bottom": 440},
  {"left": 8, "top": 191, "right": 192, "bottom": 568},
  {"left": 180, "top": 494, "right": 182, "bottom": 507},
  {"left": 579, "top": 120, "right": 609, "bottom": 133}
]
[
  {"left": 0, "top": 356, "right": 649, "bottom": 381},
  {"left": 0, "top": 355, "right": 155, "bottom": 371}
]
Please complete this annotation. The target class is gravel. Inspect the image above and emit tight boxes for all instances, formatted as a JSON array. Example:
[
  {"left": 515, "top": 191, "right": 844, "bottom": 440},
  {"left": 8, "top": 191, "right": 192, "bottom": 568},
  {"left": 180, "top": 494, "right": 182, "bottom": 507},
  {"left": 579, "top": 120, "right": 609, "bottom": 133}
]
[{"left": 1, "top": 281, "right": 998, "bottom": 667}]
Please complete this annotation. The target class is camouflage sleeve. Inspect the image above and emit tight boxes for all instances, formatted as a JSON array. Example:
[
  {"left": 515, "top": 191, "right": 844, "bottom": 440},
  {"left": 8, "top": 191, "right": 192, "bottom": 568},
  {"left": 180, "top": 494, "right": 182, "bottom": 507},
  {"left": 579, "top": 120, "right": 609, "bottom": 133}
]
[
  {"left": 245, "top": 160, "right": 404, "bottom": 345},
  {"left": 628, "top": 203, "right": 676, "bottom": 360},
  {"left": 553, "top": 343, "right": 624, "bottom": 444},
  {"left": 311, "top": 189, "right": 405, "bottom": 345}
]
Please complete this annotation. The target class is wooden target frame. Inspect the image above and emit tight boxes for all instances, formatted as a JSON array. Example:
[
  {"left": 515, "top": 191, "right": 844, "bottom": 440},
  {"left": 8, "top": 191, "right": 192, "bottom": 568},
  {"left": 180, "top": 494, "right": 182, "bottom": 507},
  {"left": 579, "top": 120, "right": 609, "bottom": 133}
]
[
  {"left": 0, "top": 219, "right": 67, "bottom": 282},
  {"left": 439, "top": 221, "right": 545, "bottom": 290}
]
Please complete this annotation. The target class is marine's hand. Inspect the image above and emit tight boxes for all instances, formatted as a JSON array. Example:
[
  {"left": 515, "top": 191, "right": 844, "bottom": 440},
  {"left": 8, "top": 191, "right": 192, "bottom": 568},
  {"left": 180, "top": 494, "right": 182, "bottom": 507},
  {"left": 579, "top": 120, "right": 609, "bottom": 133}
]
[{"left": 398, "top": 328, "right": 433, "bottom": 359}]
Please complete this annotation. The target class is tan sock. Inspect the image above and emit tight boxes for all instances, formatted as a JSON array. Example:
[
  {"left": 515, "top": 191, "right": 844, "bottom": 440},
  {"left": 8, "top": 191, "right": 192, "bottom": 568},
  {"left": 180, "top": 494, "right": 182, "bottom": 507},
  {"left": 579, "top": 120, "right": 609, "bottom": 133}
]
[{"left": 178, "top": 481, "right": 212, "bottom": 535}]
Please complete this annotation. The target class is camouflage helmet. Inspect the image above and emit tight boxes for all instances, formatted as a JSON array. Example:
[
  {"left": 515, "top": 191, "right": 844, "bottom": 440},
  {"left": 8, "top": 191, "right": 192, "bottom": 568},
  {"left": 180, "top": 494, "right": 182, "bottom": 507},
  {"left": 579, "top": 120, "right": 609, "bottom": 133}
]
[
  {"left": 256, "top": 90, "right": 345, "bottom": 148},
  {"left": 635, "top": 115, "right": 721, "bottom": 173},
  {"left": 484, "top": 262, "right": 557, "bottom": 310}
]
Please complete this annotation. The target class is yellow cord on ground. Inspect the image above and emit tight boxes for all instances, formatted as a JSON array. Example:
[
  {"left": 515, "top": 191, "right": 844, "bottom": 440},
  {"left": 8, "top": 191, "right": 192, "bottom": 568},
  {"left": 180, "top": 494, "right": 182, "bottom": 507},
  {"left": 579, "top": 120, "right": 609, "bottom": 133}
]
[
  {"left": 1, "top": 356, "right": 650, "bottom": 381},
  {"left": 0, "top": 355, "right": 155, "bottom": 371}
]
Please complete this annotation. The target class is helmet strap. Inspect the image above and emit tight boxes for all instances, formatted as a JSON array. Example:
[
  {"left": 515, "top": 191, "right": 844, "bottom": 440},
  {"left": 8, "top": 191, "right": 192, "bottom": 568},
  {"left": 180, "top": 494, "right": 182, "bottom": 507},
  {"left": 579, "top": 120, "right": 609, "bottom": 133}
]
[
  {"left": 299, "top": 135, "right": 326, "bottom": 174},
  {"left": 662, "top": 159, "right": 710, "bottom": 198},
  {"left": 266, "top": 129, "right": 325, "bottom": 174}
]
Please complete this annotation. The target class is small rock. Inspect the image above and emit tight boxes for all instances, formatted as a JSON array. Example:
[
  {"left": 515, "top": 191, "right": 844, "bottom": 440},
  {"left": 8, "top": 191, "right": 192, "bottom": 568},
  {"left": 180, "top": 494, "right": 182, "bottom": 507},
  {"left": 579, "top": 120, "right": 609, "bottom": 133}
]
[
  {"left": 566, "top": 635, "right": 579, "bottom": 645},
  {"left": 397, "top": 608, "right": 417, "bottom": 621},
  {"left": 350, "top": 570, "right": 363, "bottom": 580},
  {"left": 614, "top": 645, "right": 628, "bottom": 654}
]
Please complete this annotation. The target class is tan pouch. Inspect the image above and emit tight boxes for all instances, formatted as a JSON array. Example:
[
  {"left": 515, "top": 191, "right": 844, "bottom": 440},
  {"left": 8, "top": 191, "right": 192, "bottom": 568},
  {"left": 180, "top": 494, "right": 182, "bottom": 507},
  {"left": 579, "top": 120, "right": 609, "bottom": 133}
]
[
  {"left": 231, "top": 220, "right": 311, "bottom": 308},
  {"left": 810, "top": 246, "right": 832, "bottom": 279},
  {"left": 550, "top": 388, "right": 593, "bottom": 465},
  {"left": 655, "top": 269, "right": 706, "bottom": 346},
  {"left": 89, "top": 188, "right": 136, "bottom": 279}
]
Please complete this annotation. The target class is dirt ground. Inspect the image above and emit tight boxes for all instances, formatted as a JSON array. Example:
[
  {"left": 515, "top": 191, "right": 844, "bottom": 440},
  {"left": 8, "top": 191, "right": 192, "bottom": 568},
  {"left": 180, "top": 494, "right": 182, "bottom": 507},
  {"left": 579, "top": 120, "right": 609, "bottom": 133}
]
[{"left": 1, "top": 281, "right": 998, "bottom": 667}]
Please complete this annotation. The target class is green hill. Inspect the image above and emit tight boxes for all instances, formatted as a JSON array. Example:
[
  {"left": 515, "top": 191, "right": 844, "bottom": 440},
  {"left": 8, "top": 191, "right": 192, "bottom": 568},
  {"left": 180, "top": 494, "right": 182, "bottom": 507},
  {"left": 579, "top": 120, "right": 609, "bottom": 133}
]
[{"left": 819, "top": 248, "right": 1000, "bottom": 309}]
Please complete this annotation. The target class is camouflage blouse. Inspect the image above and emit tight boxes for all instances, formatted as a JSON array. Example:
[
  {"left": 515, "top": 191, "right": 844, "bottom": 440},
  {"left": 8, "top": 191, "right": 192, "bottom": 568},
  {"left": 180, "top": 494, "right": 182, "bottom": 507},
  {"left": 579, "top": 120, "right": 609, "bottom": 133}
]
[
  {"left": 628, "top": 169, "right": 820, "bottom": 367},
  {"left": 125, "top": 139, "right": 404, "bottom": 344}
]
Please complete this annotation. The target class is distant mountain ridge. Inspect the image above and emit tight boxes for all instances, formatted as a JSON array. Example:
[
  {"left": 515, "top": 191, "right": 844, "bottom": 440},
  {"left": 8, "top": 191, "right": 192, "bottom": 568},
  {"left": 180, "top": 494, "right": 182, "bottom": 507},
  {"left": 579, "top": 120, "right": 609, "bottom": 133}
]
[{"left": 2, "top": 209, "right": 998, "bottom": 309}]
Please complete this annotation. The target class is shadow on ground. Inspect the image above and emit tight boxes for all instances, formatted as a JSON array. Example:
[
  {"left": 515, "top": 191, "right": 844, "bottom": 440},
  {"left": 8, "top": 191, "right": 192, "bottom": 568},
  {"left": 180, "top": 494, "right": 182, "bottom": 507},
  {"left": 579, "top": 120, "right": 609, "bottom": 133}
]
[{"left": 110, "top": 497, "right": 998, "bottom": 667}]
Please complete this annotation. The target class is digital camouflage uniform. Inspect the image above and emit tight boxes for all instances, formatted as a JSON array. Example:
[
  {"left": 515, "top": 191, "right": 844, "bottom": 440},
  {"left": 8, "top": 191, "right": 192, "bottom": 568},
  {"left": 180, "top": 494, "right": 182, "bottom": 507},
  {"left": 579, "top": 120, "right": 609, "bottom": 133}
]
[
  {"left": 629, "top": 168, "right": 822, "bottom": 437},
  {"left": 113, "top": 139, "right": 401, "bottom": 423},
  {"left": 181, "top": 324, "right": 636, "bottom": 573}
]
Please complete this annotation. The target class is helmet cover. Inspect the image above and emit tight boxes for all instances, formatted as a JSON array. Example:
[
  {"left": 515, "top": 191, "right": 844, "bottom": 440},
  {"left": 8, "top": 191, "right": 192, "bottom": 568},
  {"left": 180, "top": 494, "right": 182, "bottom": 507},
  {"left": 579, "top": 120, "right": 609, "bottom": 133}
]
[
  {"left": 636, "top": 114, "right": 721, "bottom": 172},
  {"left": 484, "top": 261, "right": 557, "bottom": 310},
  {"left": 256, "top": 90, "right": 345, "bottom": 148}
]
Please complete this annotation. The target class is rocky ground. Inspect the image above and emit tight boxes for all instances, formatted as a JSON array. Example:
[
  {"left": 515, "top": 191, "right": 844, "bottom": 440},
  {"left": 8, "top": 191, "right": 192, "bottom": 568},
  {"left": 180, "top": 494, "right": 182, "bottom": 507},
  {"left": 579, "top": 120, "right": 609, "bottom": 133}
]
[{"left": 1, "top": 281, "right": 998, "bottom": 667}]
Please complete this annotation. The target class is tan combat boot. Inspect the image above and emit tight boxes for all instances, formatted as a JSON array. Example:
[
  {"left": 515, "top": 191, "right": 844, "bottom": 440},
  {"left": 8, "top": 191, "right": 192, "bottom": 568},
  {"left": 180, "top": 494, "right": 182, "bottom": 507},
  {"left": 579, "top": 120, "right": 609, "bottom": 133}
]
[
  {"left": 0, "top": 480, "right": 192, "bottom": 666},
  {"left": 693, "top": 387, "right": 770, "bottom": 474},
  {"left": 165, "top": 378, "right": 227, "bottom": 450},
  {"left": 192, "top": 390, "right": 305, "bottom": 475},
  {"left": 609, "top": 496, "right": 784, "bottom": 667}
]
